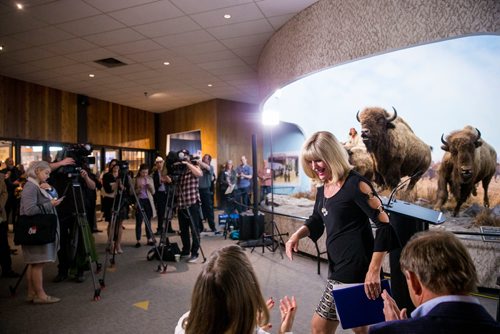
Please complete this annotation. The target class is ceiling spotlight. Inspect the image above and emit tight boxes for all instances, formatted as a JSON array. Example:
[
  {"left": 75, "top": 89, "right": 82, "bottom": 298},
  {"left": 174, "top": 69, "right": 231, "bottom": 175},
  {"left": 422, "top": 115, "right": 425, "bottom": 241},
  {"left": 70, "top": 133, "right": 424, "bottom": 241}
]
[
  {"left": 88, "top": 74, "right": 95, "bottom": 78},
  {"left": 223, "top": 14, "right": 231, "bottom": 19},
  {"left": 207, "top": 84, "right": 213, "bottom": 87},
  {"left": 16, "top": 3, "right": 24, "bottom": 10},
  {"left": 163, "top": 61, "right": 170, "bottom": 65},
  {"left": 0, "top": 45, "right": 4, "bottom": 51}
]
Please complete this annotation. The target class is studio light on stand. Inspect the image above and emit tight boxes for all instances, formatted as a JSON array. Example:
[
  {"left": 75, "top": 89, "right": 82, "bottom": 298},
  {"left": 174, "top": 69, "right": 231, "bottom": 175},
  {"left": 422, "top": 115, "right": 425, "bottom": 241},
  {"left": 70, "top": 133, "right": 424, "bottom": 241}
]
[{"left": 260, "top": 106, "right": 287, "bottom": 258}]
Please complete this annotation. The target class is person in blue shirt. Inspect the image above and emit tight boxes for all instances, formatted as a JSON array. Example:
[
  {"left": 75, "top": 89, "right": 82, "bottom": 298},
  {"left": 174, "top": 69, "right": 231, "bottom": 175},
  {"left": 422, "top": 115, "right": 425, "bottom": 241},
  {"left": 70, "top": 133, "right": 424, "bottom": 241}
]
[
  {"left": 369, "top": 230, "right": 499, "bottom": 334},
  {"left": 235, "top": 155, "right": 252, "bottom": 213}
]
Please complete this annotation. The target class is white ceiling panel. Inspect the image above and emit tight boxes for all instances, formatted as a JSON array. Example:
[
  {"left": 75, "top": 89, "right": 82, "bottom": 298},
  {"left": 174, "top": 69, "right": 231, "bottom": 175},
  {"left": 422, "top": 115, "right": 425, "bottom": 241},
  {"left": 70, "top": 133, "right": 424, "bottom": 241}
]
[
  {"left": 256, "top": 0, "right": 317, "bottom": 17},
  {"left": 27, "top": 0, "right": 101, "bottom": 25},
  {"left": 3, "top": 47, "right": 55, "bottom": 63},
  {"left": 0, "top": 12, "right": 47, "bottom": 36},
  {"left": 154, "top": 30, "right": 215, "bottom": 48},
  {"left": 105, "top": 39, "right": 163, "bottom": 56},
  {"left": 124, "top": 49, "right": 177, "bottom": 63},
  {"left": 108, "top": 1, "right": 184, "bottom": 26},
  {"left": 207, "top": 19, "right": 274, "bottom": 40},
  {"left": 83, "top": 0, "right": 156, "bottom": 12},
  {"left": 56, "top": 15, "right": 126, "bottom": 36},
  {"left": 41, "top": 38, "right": 99, "bottom": 55},
  {"left": 64, "top": 47, "right": 119, "bottom": 62},
  {"left": 83, "top": 28, "right": 144, "bottom": 46},
  {"left": 12, "top": 26, "right": 74, "bottom": 46},
  {"left": 185, "top": 50, "right": 236, "bottom": 64},
  {"left": 190, "top": 3, "right": 263, "bottom": 28},
  {"left": 0, "top": 0, "right": 318, "bottom": 112},
  {"left": 133, "top": 16, "right": 200, "bottom": 38},
  {"left": 169, "top": 0, "right": 253, "bottom": 15},
  {"left": 267, "top": 13, "right": 296, "bottom": 30},
  {"left": 173, "top": 40, "right": 228, "bottom": 56},
  {"left": 220, "top": 32, "right": 273, "bottom": 49}
]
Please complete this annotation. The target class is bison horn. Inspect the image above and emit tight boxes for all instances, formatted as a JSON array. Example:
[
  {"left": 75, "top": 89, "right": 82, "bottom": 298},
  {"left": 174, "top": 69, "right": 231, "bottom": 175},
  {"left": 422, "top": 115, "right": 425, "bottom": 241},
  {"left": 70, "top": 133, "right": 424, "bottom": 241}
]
[
  {"left": 475, "top": 128, "right": 481, "bottom": 141},
  {"left": 441, "top": 134, "right": 448, "bottom": 146},
  {"left": 386, "top": 107, "right": 397, "bottom": 122},
  {"left": 356, "top": 110, "right": 360, "bottom": 123}
]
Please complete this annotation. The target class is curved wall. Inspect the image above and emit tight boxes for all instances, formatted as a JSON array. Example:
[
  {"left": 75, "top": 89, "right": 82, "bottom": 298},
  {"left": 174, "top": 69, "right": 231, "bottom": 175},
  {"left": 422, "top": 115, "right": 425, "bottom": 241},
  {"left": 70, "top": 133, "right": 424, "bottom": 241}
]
[{"left": 258, "top": 0, "right": 500, "bottom": 100}]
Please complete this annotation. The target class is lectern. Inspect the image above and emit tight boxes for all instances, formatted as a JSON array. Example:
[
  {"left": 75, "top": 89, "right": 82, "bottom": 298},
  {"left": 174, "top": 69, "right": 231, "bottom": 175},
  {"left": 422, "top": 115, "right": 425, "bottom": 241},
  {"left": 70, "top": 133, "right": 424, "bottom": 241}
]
[{"left": 383, "top": 198, "right": 446, "bottom": 312}]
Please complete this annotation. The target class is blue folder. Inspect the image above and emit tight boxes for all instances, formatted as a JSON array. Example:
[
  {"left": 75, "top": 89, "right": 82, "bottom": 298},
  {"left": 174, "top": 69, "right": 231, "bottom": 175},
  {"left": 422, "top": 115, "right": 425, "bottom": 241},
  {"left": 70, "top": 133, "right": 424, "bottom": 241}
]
[{"left": 331, "top": 279, "right": 391, "bottom": 329}]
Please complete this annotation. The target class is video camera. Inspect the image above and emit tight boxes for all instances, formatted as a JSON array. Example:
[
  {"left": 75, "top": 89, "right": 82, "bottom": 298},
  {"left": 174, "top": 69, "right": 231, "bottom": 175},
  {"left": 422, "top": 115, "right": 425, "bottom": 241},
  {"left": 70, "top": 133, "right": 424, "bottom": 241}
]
[
  {"left": 165, "top": 149, "right": 199, "bottom": 180},
  {"left": 56, "top": 143, "right": 96, "bottom": 177}
]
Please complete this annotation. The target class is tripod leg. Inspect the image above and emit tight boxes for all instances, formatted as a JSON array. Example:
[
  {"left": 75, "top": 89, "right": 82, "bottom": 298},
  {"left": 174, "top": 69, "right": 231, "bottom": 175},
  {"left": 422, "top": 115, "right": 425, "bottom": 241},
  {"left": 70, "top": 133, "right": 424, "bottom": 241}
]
[{"left": 9, "top": 264, "right": 28, "bottom": 297}]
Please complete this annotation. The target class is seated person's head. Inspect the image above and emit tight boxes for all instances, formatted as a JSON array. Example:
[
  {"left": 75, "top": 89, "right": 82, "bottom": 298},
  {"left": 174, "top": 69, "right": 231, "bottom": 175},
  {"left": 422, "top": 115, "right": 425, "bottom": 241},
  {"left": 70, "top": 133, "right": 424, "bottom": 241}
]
[
  {"left": 185, "top": 245, "right": 270, "bottom": 334},
  {"left": 400, "top": 230, "right": 477, "bottom": 301}
]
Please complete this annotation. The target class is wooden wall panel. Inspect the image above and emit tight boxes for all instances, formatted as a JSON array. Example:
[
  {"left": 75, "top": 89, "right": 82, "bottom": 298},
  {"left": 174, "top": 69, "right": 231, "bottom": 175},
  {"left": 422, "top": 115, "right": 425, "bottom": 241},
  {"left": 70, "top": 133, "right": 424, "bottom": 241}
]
[
  {"left": 0, "top": 75, "right": 77, "bottom": 143},
  {"left": 86, "top": 97, "right": 155, "bottom": 149},
  {"left": 157, "top": 99, "right": 218, "bottom": 157},
  {"left": 216, "top": 99, "right": 263, "bottom": 170}
]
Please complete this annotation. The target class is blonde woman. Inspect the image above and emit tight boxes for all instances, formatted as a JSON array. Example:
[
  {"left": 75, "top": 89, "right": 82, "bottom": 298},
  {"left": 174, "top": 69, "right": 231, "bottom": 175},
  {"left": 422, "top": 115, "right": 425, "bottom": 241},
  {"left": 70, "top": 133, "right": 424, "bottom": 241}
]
[
  {"left": 285, "top": 131, "right": 399, "bottom": 334},
  {"left": 20, "top": 161, "right": 64, "bottom": 304}
]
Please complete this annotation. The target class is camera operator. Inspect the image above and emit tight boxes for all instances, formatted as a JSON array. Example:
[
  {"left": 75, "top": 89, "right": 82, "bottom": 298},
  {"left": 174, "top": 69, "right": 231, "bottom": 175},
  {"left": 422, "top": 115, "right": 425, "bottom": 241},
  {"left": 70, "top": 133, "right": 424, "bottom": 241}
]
[
  {"left": 51, "top": 158, "right": 98, "bottom": 283},
  {"left": 171, "top": 150, "right": 203, "bottom": 263}
]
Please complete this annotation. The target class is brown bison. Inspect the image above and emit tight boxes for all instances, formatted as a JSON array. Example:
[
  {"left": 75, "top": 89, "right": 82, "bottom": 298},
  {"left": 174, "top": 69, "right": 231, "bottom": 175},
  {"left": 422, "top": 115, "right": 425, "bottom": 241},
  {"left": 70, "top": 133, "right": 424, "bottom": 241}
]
[
  {"left": 356, "top": 107, "right": 432, "bottom": 191},
  {"left": 435, "top": 126, "right": 497, "bottom": 216},
  {"left": 346, "top": 145, "right": 375, "bottom": 181}
]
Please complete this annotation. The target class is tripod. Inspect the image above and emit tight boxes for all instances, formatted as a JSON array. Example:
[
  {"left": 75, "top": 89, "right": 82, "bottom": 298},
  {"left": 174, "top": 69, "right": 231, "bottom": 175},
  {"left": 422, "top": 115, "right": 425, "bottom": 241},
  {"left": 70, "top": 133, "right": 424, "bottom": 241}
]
[
  {"left": 99, "top": 170, "right": 129, "bottom": 288},
  {"left": 66, "top": 176, "right": 102, "bottom": 301}
]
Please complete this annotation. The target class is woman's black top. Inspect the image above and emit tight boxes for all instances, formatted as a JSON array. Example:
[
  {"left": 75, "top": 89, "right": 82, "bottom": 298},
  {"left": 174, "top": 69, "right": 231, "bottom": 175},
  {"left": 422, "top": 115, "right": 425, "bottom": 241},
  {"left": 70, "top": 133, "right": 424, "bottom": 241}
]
[{"left": 305, "top": 170, "right": 399, "bottom": 283}]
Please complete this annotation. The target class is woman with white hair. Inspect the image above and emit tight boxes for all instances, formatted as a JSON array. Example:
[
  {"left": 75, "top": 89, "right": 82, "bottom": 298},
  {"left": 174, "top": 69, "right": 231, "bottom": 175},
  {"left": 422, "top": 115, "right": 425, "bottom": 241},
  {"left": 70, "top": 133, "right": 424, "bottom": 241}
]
[{"left": 20, "top": 160, "right": 64, "bottom": 304}]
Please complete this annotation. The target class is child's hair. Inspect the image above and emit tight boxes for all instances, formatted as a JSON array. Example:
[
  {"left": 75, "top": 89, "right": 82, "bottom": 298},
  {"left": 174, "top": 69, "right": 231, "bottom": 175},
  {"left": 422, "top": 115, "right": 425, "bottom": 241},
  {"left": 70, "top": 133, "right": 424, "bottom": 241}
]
[{"left": 185, "top": 245, "right": 270, "bottom": 334}]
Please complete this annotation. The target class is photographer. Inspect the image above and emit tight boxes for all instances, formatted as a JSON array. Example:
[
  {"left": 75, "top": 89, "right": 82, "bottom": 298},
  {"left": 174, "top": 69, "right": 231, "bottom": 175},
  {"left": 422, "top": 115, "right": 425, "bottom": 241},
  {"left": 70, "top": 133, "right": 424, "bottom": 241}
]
[
  {"left": 170, "top": 150, "right": 203, "bottom": 263},
  {"left": 102, "top": 161, "right": 127, "bottom": 254}
]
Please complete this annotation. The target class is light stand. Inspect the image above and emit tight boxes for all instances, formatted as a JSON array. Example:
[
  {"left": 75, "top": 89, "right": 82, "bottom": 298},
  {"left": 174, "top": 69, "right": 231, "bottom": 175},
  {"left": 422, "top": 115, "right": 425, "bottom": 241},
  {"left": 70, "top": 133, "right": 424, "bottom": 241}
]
[{"left": 259, "top": 108, "right": 288, "bottom": 258}]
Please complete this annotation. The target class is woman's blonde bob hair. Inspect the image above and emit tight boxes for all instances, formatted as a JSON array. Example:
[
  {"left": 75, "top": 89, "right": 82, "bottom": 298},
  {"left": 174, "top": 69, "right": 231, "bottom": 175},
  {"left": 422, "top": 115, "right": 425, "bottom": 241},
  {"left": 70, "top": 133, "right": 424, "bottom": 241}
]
[
  {"left": 301, "top": 131, "right": 352, "bottom": 184},
  {"left": 185, "top": 245, "right": 270, "bottom": 334}
]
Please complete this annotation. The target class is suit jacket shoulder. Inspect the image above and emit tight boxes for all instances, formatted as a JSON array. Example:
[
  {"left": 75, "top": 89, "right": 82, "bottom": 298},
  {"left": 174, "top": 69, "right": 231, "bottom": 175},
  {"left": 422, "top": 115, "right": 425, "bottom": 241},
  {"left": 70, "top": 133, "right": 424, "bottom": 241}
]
[{"left": 369, "top": 302, "right": 500, "bottom": 334}]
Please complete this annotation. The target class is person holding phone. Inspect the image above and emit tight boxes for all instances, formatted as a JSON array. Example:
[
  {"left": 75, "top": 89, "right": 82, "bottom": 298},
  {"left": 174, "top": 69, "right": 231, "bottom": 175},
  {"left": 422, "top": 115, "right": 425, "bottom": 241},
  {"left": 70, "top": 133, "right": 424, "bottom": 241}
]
[{"left": 20, "top": 161, "right": 63, "bottom": 304}]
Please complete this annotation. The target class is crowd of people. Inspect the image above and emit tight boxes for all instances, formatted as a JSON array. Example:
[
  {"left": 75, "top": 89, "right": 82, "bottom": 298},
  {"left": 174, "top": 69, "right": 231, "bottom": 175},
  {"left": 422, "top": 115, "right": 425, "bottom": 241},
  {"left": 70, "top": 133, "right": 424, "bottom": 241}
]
[{"left": 1, "top": 134, "right": 498, "bottom": 333}]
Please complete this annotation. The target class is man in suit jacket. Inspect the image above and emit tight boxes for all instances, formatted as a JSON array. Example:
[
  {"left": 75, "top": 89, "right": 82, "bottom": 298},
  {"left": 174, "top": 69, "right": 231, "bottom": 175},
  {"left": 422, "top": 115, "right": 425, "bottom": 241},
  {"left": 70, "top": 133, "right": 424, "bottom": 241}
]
[{"left": 369, "top": 230, "right": 499, "bottom": 334}]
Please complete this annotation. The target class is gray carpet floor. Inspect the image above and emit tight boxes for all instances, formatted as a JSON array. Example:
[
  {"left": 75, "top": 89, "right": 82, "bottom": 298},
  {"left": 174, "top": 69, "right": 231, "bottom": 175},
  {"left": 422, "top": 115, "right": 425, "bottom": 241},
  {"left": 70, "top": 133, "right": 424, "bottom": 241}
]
[{"left": 0, "top": 215, "right": 498, "bottom": 334}]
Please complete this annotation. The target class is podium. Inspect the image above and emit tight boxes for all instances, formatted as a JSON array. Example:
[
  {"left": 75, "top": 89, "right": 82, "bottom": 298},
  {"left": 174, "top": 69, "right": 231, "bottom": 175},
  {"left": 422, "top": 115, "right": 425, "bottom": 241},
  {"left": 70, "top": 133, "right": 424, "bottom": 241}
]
[{"left": 383, "top": 198, "right": 445, "bottom": 312}]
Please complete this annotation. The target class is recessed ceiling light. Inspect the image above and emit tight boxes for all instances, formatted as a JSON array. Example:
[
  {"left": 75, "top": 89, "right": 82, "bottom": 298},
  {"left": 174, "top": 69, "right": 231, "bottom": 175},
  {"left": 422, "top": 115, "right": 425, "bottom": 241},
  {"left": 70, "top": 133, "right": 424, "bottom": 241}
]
[
  {"left": 0, "top": 45, "right": 4, "bottom": 51},
  {"left": 207, "top": 84, "right": 213, "bottom": 87},
  {"left": 89, "top": 74, "right": 95, "bottom": 78},
  {"left": 224, "top": 14, "right": 231, "bottom": 19},
  {"left": 163, "top": 61, "right": 170, "bottom": 65},
  {"left": 16, "top": 3, "right": 24, "bottom": 10}
]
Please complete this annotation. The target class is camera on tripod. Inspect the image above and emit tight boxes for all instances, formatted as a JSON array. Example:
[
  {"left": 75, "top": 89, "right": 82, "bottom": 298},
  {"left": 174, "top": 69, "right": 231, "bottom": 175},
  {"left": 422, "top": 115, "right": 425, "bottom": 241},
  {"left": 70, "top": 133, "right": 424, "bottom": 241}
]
[
  {"left": 56, "top": 143, "right": 95, "bottom": 177},
  {"left": 165, "top": 150, "right": 199, "bottom": 181}
]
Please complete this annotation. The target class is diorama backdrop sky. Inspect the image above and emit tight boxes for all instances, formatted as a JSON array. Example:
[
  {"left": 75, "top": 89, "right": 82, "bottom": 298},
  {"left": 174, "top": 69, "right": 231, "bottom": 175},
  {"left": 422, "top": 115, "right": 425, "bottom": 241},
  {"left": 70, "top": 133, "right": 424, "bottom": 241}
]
[{"left": 262, "top": 35, "right": 500, "bottom": 163}]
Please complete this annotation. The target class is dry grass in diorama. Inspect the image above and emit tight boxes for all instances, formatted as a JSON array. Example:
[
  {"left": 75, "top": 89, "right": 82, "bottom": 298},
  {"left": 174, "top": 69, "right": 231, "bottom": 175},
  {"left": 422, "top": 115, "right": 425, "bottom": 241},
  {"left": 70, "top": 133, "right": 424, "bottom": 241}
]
[{"left": 472, "top": 208, "right": 500, "bottom": 227}]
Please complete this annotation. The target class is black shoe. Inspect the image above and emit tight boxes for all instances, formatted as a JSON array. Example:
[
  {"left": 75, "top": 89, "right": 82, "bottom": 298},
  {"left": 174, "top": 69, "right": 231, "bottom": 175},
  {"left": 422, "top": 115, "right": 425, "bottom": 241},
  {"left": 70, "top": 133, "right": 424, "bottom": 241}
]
[
  {"left": 187, "top": 255, "right": 199, "bottom": 263},
  {"left": 147, "top": 240, "right": 155, "bottom": 246},
  {"left": 154, "top": 231, "right": 162, "bottom": 236},
  {"left": 53, "top": 274, "right": 68, "bottom": 283},
  {"left": 2, "top": 270, "right": 20, "bottom": 278},
  {"left": 180, "top": 252, "right": 190, "bottom": 258},
  {"left": 135, "top": 242, "right": 141, "bottom": 248}
]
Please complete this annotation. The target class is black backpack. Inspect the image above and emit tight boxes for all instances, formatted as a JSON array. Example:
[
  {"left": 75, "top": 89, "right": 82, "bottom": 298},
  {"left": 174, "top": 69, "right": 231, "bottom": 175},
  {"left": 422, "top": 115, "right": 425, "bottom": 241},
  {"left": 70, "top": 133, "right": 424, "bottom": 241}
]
[{"left": 146, "top": 242, "right": 180, "bottom": 262}]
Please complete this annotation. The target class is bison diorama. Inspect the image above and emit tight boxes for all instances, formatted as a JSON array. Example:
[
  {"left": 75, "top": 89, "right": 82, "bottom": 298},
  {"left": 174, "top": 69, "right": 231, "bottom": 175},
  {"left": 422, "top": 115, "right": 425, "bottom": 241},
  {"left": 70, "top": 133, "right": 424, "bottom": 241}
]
[
  {"left": 356, "top": 107, "right": 432, "bottom": 192},
  {"left": 435, "top": 126, "right": 497, "bottom": 216}
]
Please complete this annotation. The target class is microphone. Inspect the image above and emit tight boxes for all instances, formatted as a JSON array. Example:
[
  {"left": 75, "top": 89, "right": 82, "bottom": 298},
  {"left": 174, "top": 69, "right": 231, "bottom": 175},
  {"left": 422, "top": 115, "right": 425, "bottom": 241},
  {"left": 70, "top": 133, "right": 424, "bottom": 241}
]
[{"left": 386, "top": 170, "right": 424, "bottom": 207}]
